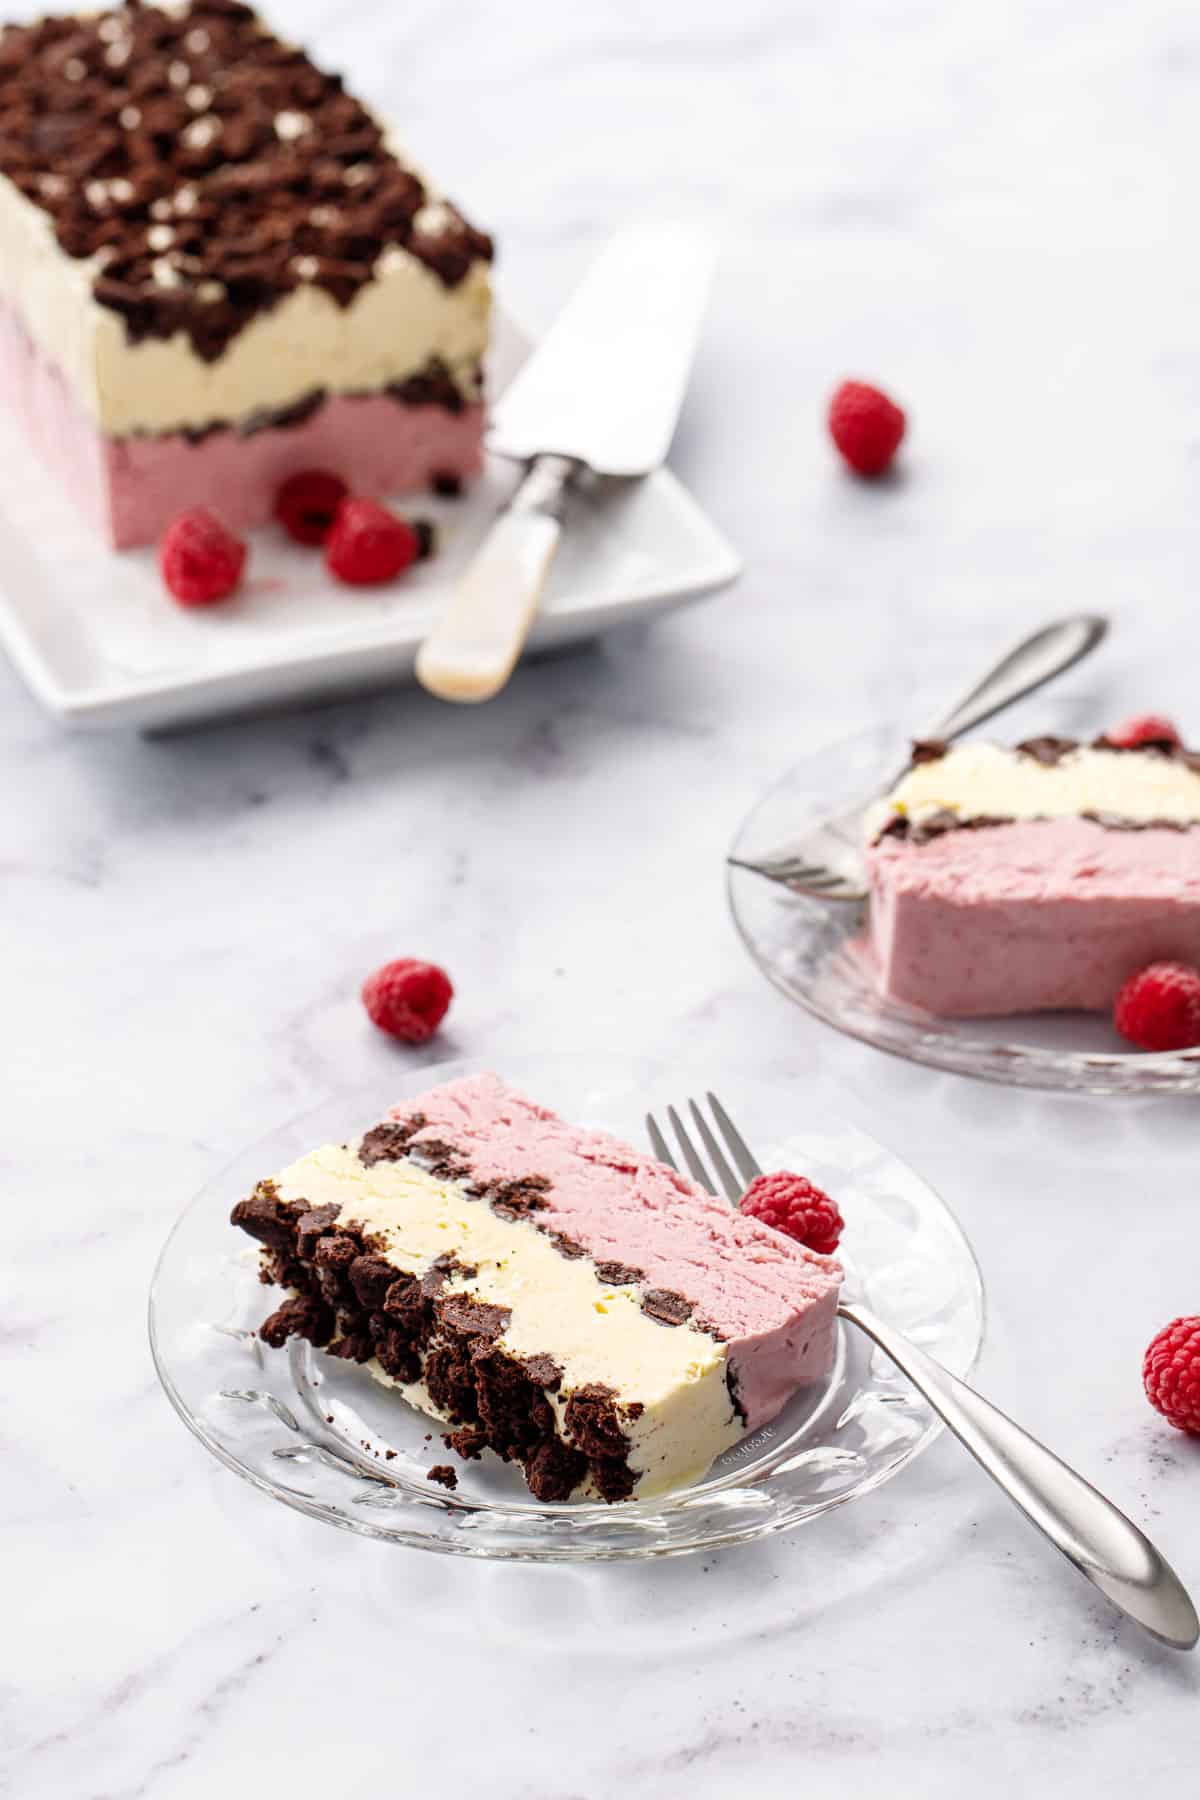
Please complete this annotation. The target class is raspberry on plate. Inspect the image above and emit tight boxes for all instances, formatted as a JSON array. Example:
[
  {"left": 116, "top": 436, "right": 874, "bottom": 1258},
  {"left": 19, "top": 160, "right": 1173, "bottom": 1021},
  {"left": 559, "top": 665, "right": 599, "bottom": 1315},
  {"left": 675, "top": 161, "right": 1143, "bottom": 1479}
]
[
  {"left": 274, "top": 470, "right": 349, "bottom": 546},
  {"left": 159, "top": 508, "right": 247, "bottom": 606},
  {"left": 326, "top": 498, "right": 421, "bottom": 586},
  {"left": 1143, "top": 1317, "right": 1200, "bottom": 1435},
  {"left": 1106, "top": 714, "right": 1182, "bottom": 750},
  {"left": 362, "top": 958, "right": 454, "bottom": 1043},
  {"left": 828, "top": 379, "right": 906, "bottom": 477},
  {"left": 1113, "top": 961, "right": 1200, "bottom": 1052},
  {"left": 739, "top": 1171, "right": 844, "bottom": 1256}
]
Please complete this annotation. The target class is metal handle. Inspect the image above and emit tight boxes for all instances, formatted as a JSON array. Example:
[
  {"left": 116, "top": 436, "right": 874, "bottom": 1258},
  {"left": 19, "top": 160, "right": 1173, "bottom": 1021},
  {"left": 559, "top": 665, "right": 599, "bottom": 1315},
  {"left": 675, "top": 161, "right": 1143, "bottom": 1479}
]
[
  {"left": 923, "top": 613, "right": 1109, "bottom": 745},
  {"left": 839, "top": 1298, "right": 1199, "bottom": 1650},
  {"left": 415, "top": 455, "right": 576, "bottom": 704}
]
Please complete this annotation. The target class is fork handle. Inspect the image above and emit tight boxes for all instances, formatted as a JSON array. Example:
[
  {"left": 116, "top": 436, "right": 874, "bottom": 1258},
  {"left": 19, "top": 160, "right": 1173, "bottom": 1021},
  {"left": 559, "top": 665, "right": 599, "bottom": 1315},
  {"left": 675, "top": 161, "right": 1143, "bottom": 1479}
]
[
  {"left": 922, "top": 614, "right": 1108, "bottom": 746},
  {"left": 839, "top": 1299, "right": 1198, "bottom": 1649}
]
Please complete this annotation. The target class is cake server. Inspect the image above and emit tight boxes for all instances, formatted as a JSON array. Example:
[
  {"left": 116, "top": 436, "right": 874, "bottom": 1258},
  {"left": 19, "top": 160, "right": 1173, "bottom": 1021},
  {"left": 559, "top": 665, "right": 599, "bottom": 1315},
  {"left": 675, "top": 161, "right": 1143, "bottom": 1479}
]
[
  {"left": 729, "top": 612, "right": 1109, "bottom": 901},
  {"left": 646, "top": 1093, "right": 1199, "bottom": 1652},
  {"left": 416, "top": 223, "right": 715, "bottom": 703}
]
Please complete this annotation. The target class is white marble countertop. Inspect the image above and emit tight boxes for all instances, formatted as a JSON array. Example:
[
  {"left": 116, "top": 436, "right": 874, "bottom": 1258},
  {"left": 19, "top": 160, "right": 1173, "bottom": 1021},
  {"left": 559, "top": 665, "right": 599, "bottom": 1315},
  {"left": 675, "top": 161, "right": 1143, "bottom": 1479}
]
[{"left": 6, "top": 0, "right": 1200, "bottom": 1793}]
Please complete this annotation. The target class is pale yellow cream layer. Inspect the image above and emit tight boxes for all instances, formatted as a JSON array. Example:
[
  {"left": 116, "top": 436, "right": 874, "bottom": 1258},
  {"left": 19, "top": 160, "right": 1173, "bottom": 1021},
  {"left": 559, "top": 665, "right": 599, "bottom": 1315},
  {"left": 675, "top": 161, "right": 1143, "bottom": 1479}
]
[
  {"left": 865, "top": 743, "right": 1200, "bottom": 841},
  {"left": 273, "top": 1145, "right": 742, "bottom": 1497},
  {"left": 0, "top": 150, "right": 490, "bottom": 435}
]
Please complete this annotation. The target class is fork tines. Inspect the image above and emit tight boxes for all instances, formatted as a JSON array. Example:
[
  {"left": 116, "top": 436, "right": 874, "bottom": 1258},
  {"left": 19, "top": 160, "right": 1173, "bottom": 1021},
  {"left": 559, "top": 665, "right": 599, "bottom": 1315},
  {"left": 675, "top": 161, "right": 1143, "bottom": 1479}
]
[{"left": 645, "top": 1091, "right": 764, "bottom": 1206}]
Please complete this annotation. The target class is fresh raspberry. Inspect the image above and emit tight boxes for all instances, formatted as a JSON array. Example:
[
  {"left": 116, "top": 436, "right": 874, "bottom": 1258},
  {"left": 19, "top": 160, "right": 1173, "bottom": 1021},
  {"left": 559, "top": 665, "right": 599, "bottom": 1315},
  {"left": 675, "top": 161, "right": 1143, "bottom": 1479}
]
[
  {"left": 326, "top": 498, "right": 420, "bottom": 586},
  {"left": 362, "top": 958, "right": 453, "bottom": 1043},
  {"left": 1113, "top": 961, "right": 1200, "bottom": 1052},
  {"left": 828, "top": 379, "right": 906, "bottom": 477},
  {"left": 274, "top": 470, "right": 348, "bottom": 545},
  {"left": 739, "top": 1171, "right": 844, "bottom": 1256},
  {"left": 1143, "top": 1317, "right": 1200, "bottom": 1435},
  {"left": 159, "top": 508, "right": 246, "bottom": 606},
  {"left": 1106, "top": 713, "right": 1182, "bottom": 750}
]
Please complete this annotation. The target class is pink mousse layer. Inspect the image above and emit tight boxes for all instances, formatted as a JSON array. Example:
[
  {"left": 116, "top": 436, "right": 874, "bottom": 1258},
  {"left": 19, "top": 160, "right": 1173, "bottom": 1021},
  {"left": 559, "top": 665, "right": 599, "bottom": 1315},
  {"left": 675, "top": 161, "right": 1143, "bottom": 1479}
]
[
  {"left": 867, "top": 817, "right": 1200, "bottom": 1017},
  {"left": 0, "top": 295, "right": 484, "bottom": 548},
  {"left": 390, "top": 1073, "right": 842, "bottom": 1432}
]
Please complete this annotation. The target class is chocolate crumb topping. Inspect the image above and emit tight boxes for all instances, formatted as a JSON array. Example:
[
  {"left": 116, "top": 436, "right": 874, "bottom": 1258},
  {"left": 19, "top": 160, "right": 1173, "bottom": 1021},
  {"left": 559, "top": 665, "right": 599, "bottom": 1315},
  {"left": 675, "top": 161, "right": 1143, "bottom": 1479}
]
[
  {"left": 427, "top": 1464, "right": 457, "bottom": 1490},
  {"left": 0, "top": 2, "right": 493, "bottom": 361}
]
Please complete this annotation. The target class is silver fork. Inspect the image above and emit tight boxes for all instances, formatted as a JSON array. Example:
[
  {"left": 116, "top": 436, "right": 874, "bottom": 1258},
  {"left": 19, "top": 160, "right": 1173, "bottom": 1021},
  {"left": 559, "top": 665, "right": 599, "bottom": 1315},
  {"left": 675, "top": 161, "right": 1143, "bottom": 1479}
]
[
  {"left": 646, "top": 1092, "right": 1198, "bottom": 1650},
  {"left": 727, "top": 613, "right": 1109, "bottom": 901}
]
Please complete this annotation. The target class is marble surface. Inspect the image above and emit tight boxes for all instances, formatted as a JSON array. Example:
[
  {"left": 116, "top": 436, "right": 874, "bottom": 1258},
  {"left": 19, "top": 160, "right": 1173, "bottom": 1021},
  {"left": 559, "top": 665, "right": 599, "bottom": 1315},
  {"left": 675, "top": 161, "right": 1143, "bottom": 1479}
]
[{"left": 5, "top": 0, "right": 1200, "bottom": 1793}]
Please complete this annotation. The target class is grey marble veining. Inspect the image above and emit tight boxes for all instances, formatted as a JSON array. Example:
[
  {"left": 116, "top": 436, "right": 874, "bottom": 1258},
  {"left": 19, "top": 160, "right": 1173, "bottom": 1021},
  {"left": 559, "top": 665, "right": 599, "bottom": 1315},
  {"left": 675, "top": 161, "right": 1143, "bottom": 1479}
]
[{"left": 5, "top": 0, "right": 1200, "bottom": 1794}]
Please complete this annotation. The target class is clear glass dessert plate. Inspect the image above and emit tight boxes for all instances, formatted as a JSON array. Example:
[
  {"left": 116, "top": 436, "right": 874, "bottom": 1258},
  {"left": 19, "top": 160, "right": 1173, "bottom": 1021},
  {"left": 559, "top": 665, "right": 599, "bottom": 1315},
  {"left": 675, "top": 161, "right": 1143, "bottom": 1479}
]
[
  {"left": 149, "top": 1055, "right": 984, "bottom": 1562},
  {"left": 728, "top": 724, "right": 1200, "bottom": 1096}
]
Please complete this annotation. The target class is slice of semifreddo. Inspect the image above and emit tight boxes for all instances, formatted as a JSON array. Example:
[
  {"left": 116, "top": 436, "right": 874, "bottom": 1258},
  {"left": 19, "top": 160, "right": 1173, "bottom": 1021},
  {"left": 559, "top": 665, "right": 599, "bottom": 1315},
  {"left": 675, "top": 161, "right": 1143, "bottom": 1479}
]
[
  {"left": 0, "top": 2, "right": 493, "bottom": 547},
  {"left": 863, "top": 735, "right": 1200, "bottom": 1017},
  {"left": 231, "top": 1073, "right": 842, "bottom": 1503}
]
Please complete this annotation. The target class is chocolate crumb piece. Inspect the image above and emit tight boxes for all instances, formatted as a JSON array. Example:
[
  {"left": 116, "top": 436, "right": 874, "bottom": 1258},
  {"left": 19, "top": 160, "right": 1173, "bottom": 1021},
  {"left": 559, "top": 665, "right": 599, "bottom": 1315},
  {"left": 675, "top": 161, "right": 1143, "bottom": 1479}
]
[
  {"left": 294, "top": 1204, "right": 341, "bottom": 1258},
  {"left": 640, "top": 1287, "right": 695, "bottom": 1327},
  {"left": 427, "top": 1463, "right": 458, "bottom": 1490},
  {"left": 595, "top": 1260, "right": 645, "bottom": 1286},
  {"left": 1015, "top": 735, "right": 1079, "bottom": 766},
  {"left": 443, "top": 1423, "right": 487, "bottom": 1460},
  {"left": 546, "top": 1230, "right": 586, "bottom": 1260},
  {"left": 909, "top": 738, "right": 949, "bottom": 766},
  {"left": 385, "top": 1449, "right": 396, "bottom": 1460},
  {"left": 358, "top": 1116, "right": 425, "bottom": 1166},
  {"left": 524, "top": 1437, "right": 587, "bottom": 1502},
  {"left": 431, "top": 468, "right": 463, "bottom": 498},
  {"left": 563, "top": 1383, "right": 629, "bottom": 1460},
  {"left": 259, "top": 1293, "right": 334, "bottom": 1348},
  {"left": 230, "top": 1182, "right": 301, "bottom": 1251}
]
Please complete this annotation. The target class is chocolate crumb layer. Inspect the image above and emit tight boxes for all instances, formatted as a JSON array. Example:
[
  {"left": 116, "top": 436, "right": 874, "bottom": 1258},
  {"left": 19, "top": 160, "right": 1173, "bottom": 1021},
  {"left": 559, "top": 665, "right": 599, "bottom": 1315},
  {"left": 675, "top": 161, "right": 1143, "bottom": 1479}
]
[
  {"left": 906, "top": 734, "right": 1200, "bottom": 774},
  {"left": 230, "top": 1185, "right": 641, "bottom": 1502},
  {"left": 0, "top": 2, "right": 493, "bottom": 360}
]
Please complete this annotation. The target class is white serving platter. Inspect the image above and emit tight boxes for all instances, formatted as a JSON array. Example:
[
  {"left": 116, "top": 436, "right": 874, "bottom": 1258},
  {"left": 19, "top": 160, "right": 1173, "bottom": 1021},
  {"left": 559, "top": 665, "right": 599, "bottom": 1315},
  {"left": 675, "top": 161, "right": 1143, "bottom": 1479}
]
[{"left": 0, "top": 311, "right": 740, "bottom": 731}]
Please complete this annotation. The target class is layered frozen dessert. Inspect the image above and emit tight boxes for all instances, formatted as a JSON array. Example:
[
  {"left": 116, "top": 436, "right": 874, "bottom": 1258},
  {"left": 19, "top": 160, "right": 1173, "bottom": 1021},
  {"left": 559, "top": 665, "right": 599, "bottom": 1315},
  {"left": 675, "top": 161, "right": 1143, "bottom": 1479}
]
[
  {"left": 0, "top": 2, "right": 493, "bottom": 546},
  {"left": 864, "top": 735, "right": 1200, "bottom": 1017},
  {"left": 231, "top": 1073, "right": 842, "bottom": 1502}
]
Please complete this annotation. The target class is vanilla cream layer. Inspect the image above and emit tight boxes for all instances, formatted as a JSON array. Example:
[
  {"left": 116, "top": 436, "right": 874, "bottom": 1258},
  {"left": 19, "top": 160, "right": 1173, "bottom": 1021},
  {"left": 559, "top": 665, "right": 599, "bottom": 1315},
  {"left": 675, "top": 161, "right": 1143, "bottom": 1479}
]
[
  {"left": 273, "top": 1145, "right": 742, "bottom": 1498},
  {"left": 865, "top": 744, "right": 1200, "bottom": 841},
  {"left": 0, "top": 167, "right": 490, "bottom": 437}
]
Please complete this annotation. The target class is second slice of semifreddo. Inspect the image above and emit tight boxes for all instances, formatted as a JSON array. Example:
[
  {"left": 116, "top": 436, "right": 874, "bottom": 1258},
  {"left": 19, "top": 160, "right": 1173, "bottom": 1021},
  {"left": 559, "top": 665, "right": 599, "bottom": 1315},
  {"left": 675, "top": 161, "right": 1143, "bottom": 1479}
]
[{"left": 864, "top": 735, "right": 1200, "bottom": 1017}]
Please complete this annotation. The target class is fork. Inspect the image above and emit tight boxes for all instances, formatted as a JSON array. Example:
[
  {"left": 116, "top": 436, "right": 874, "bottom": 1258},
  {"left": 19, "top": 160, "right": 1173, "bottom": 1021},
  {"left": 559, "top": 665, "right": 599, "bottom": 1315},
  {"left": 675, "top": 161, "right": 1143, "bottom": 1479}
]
[
  {"left": 646, "top": 1092, "right": 1198, "bottom": 1650},
  {"left": 727, "top": 612, "right": 1109, "bottom": 901}
]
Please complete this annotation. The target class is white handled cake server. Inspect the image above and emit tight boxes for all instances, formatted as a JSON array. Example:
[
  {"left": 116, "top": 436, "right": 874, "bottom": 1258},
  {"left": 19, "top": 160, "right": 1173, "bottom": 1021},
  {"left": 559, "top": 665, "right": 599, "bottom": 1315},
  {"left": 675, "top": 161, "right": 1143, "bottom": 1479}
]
[{"left": 415, "top": 223, "right": 715, "bottom": 704}]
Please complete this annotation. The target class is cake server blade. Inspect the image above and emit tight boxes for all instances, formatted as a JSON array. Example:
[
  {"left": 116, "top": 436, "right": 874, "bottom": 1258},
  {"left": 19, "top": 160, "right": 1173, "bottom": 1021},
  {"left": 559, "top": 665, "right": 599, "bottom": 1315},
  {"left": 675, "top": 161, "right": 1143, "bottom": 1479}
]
[
  {"left": 488, "top": 222, "right": 715, "bottom": 476},
  {"left": 415, "top": 224, "right": 716, "bottom": 704}
]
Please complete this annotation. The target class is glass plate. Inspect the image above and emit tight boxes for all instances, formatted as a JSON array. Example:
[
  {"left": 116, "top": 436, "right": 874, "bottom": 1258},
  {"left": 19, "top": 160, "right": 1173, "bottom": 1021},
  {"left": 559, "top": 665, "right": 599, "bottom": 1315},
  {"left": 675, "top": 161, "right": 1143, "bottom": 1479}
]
[
  {"left": 728, "top": 725, "right": 1200, "bottom": 1097},
  {"left": 149, "top": 1055, "right": 983, "bottom": 1562}
]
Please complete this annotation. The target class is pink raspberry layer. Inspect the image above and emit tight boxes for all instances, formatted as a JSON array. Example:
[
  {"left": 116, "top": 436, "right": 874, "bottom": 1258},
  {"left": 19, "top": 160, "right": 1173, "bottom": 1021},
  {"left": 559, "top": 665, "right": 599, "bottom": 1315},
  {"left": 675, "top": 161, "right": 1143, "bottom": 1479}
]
[
  {"left": 0, "top": 295, "right": 483, "bottom": 548},
  {"left": 866, "top": 817, "right": 1200, "bottom": 1017},
  {"left": 390, "top": 1073, "right": 842, "bottom": 1432}
]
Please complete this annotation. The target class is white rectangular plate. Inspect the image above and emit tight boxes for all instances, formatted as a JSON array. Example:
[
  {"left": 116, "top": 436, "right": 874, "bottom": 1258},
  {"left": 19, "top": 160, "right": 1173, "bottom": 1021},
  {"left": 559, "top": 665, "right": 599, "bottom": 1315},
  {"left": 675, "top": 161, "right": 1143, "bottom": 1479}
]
[{"left": 0, "top": 310, "right": 740, "bottom": 731}]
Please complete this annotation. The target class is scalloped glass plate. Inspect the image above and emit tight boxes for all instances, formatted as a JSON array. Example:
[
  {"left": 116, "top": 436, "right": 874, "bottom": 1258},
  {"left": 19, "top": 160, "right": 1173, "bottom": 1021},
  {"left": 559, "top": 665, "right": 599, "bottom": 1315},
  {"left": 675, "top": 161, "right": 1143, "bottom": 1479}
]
[
  {"left": 728, "top": 725, "right": 1200, "bottom": 1096},
  {"left": 149, "top": 1056, "right": 983, "bottom": 1561}
]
